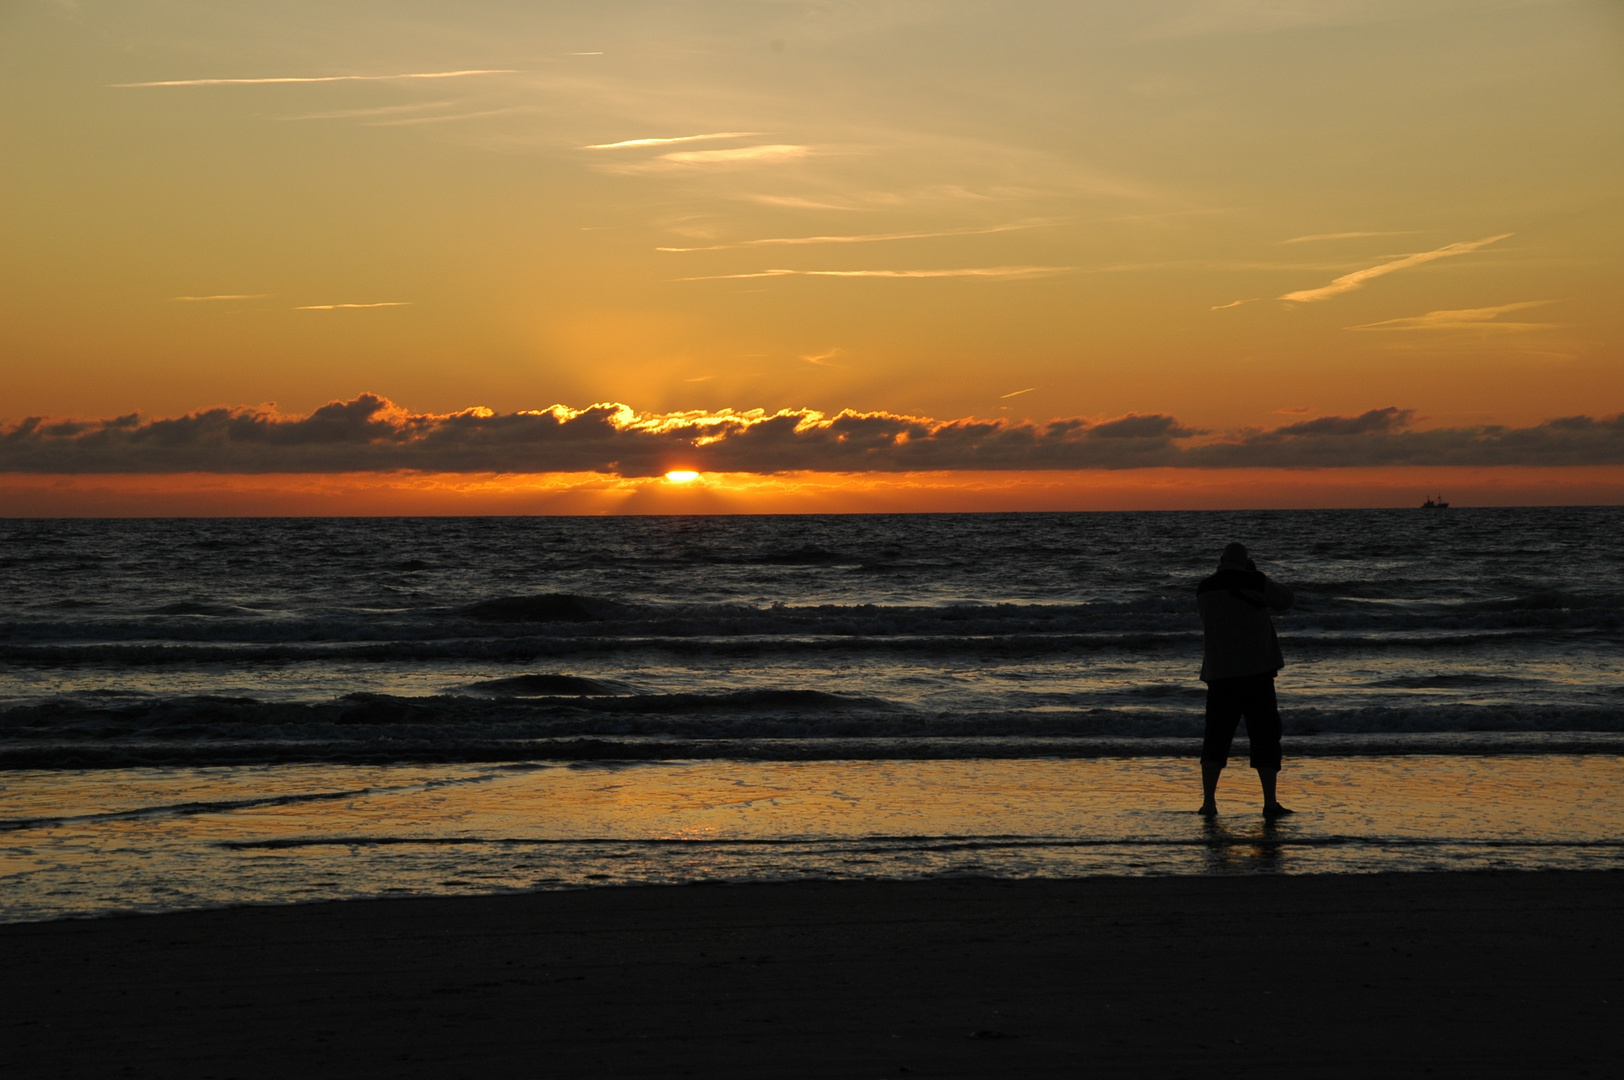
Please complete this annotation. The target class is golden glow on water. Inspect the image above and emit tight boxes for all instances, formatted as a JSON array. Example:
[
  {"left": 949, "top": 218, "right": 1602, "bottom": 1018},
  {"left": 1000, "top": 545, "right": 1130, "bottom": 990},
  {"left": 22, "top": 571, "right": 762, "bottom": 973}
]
[{"left": 3, "top": 756, "right": 1622, "bottom": 921}]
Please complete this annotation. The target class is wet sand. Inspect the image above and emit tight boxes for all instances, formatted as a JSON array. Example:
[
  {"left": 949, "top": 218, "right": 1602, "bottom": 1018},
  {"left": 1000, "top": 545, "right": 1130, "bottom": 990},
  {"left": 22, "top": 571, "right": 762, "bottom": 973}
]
[{"left": 3, "top": 872, "right": 1619, "bottom": 1078}]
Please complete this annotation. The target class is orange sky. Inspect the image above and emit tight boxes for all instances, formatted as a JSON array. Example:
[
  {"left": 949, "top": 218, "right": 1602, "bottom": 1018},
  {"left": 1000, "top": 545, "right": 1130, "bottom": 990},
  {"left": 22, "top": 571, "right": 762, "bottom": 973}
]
[
  {"left": 6, "top": 466, "right": 1623, "bottom": 517},
  {"left": 2, "top": 1, "right": 1621, "bottom": 513}
]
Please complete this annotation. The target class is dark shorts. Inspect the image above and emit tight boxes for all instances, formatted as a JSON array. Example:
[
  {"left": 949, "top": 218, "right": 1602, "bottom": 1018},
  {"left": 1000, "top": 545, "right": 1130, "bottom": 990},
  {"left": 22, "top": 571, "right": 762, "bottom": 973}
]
[{"left": 1201, "top": 673, "right": 1283, "bottom": 771}]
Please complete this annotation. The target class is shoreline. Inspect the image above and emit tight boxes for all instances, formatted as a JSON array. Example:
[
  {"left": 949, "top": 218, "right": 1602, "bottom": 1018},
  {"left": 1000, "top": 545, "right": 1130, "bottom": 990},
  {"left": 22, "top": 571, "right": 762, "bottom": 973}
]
[
  {"left": 4, "top": 870, "right": 1619, "bottom": 1077},
  {"left": 6, "top": 731, "right": 1624, "bottom": 770},
  {"left": 8, "top": 754, "right": 1622, "bottom": 922}
]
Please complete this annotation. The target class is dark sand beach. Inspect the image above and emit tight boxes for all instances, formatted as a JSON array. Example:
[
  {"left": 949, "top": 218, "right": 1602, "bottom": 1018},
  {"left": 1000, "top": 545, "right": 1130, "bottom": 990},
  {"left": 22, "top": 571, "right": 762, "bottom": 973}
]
[{"left": 4, "top": 871, "right": 1619, "bottom": 1078}]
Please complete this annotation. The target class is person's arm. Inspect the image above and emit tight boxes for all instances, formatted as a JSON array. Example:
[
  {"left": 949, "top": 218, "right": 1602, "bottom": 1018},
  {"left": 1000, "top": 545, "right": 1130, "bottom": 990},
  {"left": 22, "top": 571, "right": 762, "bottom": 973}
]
[{"left": 1264, "top": 576, "right": 1294, "bottom": 612}]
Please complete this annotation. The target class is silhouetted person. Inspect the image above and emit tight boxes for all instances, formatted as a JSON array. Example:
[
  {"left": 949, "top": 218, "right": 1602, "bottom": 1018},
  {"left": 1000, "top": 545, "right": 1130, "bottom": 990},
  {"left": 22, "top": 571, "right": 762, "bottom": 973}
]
[{"left": 1197, "top": 542, "right": 1294, "bottom": 817}]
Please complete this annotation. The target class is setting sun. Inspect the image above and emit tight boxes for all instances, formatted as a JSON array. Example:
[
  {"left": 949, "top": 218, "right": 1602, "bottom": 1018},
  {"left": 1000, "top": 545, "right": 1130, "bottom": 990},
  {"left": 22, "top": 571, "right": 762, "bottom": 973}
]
[
  {"left": 2, "top": 7, "right": 1622, "bottom": 1074},
  {"left": 2, "top": 2, "right": 1620, "bottom": 511}
]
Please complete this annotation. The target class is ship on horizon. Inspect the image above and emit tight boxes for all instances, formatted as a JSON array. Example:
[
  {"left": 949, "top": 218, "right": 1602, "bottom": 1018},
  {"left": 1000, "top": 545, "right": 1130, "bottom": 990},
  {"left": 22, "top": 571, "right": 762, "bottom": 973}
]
[{"left": 1421, "top": 494, "right": 1450, "bottom": 508}]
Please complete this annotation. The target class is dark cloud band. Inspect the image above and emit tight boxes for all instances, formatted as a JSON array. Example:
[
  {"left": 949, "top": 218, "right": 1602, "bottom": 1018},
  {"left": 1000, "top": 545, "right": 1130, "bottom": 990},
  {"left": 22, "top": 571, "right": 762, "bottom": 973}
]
[{"left": 3, "top": 396, "right": 1621, "bottom": 475}]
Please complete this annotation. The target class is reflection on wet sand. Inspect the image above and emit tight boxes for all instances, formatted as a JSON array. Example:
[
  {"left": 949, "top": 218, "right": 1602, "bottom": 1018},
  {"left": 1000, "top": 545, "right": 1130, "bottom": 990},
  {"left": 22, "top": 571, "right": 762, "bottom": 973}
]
[
  {"left": 3, "top": 755, "right": 1622, "bottom": 921},
  {"left": 1200, "top": 816, "right": 1286, "bottom": 875}
]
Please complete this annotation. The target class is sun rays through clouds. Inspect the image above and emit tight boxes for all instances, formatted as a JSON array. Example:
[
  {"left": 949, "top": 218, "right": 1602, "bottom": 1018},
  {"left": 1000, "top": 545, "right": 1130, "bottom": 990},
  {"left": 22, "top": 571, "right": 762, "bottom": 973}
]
[
  {"left": 7, "top": 395, "right": 1623, "bottom": 476},
  {"left": 2, "top": 0, "right": 1619, "bottom": 509}
]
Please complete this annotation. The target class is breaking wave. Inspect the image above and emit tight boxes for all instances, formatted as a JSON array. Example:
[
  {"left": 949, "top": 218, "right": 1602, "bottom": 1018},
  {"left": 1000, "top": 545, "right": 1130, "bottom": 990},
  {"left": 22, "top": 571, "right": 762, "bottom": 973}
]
[{"left": 4, "top": 510, "right": 1622, "bottom": 770}]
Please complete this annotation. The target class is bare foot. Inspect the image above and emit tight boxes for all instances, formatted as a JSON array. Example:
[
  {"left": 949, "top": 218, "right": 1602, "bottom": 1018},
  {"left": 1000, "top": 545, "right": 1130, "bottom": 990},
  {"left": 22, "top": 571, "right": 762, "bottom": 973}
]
[
  {"left": 1198, "top": 803, "right": 1218, "bottom": 817},
  {"left": 1262, "top": 803, "right": 1294, "bottom": 818}
]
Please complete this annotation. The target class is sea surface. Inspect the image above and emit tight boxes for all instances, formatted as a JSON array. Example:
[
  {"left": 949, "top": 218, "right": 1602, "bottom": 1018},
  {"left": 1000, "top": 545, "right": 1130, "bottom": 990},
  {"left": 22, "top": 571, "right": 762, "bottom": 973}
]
[{"left": 3, "top": 509, "right": 1622, "bottom": 920}]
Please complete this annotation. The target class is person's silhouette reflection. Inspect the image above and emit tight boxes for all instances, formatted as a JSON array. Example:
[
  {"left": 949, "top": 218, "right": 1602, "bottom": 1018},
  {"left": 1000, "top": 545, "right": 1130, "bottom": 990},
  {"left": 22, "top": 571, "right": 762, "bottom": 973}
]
[{"left": 1200, "top": 816, "right": 1286, "bottom": 874}]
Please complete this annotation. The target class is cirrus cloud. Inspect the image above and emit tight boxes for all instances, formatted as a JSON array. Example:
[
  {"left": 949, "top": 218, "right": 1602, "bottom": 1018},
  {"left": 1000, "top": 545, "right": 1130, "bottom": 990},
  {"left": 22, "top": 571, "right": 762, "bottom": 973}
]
[
  {"left": 582, "top": 132, "right": 763, "bottom": 150},
  {"left": 678, "top": 265, "right": 1075, "bottom": 282},
  {"left": 113, "top": 69, "right": 515, "bottom": 88},
  {"left": 1347, "top": 301, "right": 1558, "bottom": 332}
]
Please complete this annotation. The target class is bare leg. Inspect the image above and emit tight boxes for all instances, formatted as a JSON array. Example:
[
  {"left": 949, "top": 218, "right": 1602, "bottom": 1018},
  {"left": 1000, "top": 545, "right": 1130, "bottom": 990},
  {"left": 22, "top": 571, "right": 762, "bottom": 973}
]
[
  {"left": 1258, "top": 767, "right": 1292, "bottom": 816},
  {"left": 1199, "top": 762, "right": 1221, "bottom": 816}
]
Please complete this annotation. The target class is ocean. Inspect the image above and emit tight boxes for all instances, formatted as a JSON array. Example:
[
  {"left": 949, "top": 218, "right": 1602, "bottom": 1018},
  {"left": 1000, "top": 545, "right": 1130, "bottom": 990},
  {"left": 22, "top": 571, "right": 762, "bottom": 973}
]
[{"left": 4, "top": 508, "right": 1622, "bottom": 920}]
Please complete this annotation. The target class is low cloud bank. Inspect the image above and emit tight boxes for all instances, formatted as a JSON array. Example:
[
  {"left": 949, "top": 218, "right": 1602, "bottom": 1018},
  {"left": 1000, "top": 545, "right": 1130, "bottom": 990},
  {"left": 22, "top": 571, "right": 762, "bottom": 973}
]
[{"left": 3, "top": 395, "right": 1622, "bottom": 475}]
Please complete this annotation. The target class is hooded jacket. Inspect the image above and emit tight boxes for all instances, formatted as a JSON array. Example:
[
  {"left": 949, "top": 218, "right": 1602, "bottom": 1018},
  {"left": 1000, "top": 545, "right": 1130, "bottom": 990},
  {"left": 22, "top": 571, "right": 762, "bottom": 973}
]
[{"left": 1196, "top": 565, "right": 1294, "bottom": 682}]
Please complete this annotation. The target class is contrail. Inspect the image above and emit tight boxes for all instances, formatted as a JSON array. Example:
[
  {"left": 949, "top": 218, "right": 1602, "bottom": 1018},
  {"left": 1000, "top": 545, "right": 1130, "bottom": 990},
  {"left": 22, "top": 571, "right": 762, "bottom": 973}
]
[{"left": 1278, "top": 234, "right": 1512, "bottom": 303}]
